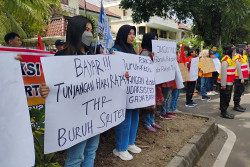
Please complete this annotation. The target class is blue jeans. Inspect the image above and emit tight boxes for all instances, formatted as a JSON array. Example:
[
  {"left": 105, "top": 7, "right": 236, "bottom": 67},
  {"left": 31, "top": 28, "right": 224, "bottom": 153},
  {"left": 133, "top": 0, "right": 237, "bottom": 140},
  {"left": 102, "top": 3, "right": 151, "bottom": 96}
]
[
  {"left": 207, "top": 77, "right": 213, "bottom": 92},
  {"left": 65, "top": 135, "right": 100, "bottom": 167},
  {"left": 201, "top": 77, "right": 209, "bottom": 98},
  {"left": 143, "top": 113, "right": 155, "bottom": 126},
  {"left": 170, "top": 89, "right": 180, "bottom": 111},
  {"left": 115, "top": 109, "right": 139, "bottom": 151},
  {"left": 161, "top": 87, "right": 173, "bottom": 115}
]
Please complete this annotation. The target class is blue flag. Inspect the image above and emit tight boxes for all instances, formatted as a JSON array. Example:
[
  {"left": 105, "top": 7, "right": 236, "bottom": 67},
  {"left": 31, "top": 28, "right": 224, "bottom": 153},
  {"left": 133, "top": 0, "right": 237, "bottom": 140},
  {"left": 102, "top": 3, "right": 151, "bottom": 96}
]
[{"left": 96, "top": 1, "right": 114, "bottom": 52}]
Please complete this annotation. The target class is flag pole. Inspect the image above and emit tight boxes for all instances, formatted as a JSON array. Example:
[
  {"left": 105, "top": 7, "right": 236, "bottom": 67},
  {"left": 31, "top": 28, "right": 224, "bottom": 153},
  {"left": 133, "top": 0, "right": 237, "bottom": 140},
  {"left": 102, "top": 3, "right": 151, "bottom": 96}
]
[
  {"left": 94, "top": 0, "right": 102, "bottom": 54},
  {"left": 96, "top": 0, "right": 113, "bottom": 54},
  {"left": 94, "top": 32, "right": 98, "bottom": 54}
]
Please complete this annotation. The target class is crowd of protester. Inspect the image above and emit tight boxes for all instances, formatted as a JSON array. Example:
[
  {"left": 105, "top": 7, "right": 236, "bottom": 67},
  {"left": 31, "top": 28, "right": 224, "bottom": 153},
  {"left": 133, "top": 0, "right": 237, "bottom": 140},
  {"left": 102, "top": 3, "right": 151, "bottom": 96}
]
[{"left": 5, "top": 15, "right": 250, "bottom": 166}]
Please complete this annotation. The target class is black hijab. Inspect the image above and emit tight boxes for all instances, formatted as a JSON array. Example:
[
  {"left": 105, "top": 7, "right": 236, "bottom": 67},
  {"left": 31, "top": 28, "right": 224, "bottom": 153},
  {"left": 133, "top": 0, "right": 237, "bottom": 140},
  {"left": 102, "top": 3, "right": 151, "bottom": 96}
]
[
  {"left": 141, "top": 32, "right": 158, "bottom": 52},
  {"left": 113, "top": 25, "right": 136, "bottom": 54}
]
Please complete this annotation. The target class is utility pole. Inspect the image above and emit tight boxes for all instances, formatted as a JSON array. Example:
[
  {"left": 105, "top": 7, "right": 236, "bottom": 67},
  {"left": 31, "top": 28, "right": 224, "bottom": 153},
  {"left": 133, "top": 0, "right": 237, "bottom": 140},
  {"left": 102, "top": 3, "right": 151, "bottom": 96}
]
[{"left": 83, "top": 0, "right": 87, "bottom": 17}]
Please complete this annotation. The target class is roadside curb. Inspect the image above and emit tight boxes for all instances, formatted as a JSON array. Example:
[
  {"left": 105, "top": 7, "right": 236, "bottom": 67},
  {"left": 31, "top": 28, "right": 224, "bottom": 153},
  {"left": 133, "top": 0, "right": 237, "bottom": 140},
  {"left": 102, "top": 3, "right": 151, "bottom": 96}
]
[{"left": 167, "top": 113, "right": 218, "bottom": 167}]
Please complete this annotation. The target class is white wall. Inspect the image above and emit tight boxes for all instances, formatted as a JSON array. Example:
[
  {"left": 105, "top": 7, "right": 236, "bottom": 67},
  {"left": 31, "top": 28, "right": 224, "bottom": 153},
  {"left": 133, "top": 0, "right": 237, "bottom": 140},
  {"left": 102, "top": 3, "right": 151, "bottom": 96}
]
[{"left": 61, "top": 0, "right": 79, "bottom": 16}]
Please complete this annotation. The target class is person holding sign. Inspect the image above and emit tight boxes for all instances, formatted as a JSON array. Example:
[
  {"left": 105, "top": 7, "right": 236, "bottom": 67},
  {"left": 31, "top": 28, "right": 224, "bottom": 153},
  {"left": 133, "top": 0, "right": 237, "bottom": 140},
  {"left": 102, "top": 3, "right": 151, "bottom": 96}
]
[
  {"left": 3, "top": 32, "right": 22, "bottom": 63},
  {"left": 232, "top": 45, "right": 249, "bottom": 112},
  {"left": 40, "top": 16, "right": 99, "bottom": 167},
  {"left": 170, "top": 52, "right": 182, "bottom": 112},
  {"left": 199, "top": 50, "right": 214, "bottom": 101},
  {"left": 185, "top": 50, "right": 198, "bottom": 107},
  {"left": 4, "top": 32, "right": 22, "bottom": 47},
  {"left": 217, "top": 45, "right": 236, "bottom": 119},
  {"left": 111, "top": 25, "right": 141, "bottom": 161},
  {"left": 3, "top": 32, "right": 22, "bottom": 60},
  {"left": 139, "top": 32, "right": 162, "bottom": 132}
]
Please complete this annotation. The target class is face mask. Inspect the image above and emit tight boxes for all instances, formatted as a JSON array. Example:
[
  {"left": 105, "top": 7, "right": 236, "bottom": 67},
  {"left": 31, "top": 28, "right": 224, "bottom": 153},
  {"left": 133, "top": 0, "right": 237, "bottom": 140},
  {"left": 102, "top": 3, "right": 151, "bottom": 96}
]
[{"left": 81, "top": 31, "right": 93, "bottom": 46}]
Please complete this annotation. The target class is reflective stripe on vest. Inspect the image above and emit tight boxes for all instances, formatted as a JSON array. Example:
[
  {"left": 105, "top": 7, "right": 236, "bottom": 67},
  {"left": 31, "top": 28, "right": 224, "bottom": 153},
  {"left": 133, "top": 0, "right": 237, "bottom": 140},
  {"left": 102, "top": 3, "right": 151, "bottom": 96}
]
[
  {"left": 235, "top": 55, "right": 249, "bottom": 78},
  {"left": 218, "top": 56, "right": 236, "bottom": 83}
]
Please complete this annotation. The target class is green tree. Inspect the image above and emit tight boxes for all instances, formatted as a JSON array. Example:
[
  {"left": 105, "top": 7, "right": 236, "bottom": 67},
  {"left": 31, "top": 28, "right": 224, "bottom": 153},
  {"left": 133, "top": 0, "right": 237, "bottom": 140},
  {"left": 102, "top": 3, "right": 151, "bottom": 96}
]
[
  {"left": 120, "top": 0, "right": 250, "bottom": 46},
  {"left": 0, "top": 0, "right": 60, "bottom": 45},
  {"left": 222, "top": 10, "right": 250, "bottom": 44}
]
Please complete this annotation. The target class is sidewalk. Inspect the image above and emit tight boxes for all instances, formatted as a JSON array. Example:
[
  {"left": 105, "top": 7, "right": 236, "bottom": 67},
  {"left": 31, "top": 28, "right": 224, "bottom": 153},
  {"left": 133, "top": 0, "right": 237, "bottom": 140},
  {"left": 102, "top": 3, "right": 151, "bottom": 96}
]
[{"left": 177, "top": 92, "right": 250, "bottom": 167}]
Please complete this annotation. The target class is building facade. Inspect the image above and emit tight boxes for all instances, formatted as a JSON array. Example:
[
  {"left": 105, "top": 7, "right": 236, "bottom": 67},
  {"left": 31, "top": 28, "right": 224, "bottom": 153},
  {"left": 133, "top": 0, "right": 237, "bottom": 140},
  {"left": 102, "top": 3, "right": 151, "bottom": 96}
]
[
  {"left": 60, "top": 0, "right": 79, "bottom": 16},
  {"left": 23, "top": 0, "right": 189, "bottom": 50},
  {"left": 104, "top": 0, "right": 190, "bottom": 42}
]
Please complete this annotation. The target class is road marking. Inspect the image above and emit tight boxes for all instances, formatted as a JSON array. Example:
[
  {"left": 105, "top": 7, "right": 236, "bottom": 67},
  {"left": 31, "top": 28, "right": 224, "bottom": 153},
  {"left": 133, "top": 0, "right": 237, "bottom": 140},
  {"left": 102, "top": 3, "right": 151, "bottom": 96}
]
[{"left": 213, "top": 124, "right": 236, "bottom": 167}]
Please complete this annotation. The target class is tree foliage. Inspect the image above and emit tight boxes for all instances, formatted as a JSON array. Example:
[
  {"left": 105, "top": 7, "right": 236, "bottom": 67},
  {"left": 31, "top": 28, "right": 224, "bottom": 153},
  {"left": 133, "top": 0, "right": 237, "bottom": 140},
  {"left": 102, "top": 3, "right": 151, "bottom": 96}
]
[
  {"left": 30, "top": 108, "right": 60, "bottom": 167},
  {"left": 120, "top": 0, "right": 250, "bottom": 46},
  {"left": 0, "top": 0, "right": 61, "bottom": 45}
]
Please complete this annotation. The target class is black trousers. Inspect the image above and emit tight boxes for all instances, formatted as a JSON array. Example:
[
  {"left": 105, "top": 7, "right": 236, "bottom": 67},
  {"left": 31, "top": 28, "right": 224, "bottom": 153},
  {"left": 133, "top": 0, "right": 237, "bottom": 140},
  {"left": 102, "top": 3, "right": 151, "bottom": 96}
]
[
  {"left": 233, "top": 79, "right": 245, "bottom": 106},
  {"left": 219, "top": 84, "right": 233, "bottom": 114},
  {"left": 186, "top": 81, "right": 196, "bottom": 104},
  {"left": 212, "top": 72, "right": 219, "bottom": 91}
]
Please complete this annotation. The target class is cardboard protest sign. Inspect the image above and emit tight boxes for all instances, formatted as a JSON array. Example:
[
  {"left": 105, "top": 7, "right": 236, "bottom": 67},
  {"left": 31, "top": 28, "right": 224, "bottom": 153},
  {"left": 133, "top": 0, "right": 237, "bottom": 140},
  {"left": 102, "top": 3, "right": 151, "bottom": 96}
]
[
  {"left": 200, "top": 57, "right": 216, "bottom": 74},
  {"left": 189, "top": 57, "right": 199, "bottom": 81},
  {"left": 152, "top": 40, "right": 176, "bottom": 84},
  {"left": 41, "top": 54, "right": 127, "bottom": 154},
  {"left": 178, "top": 63, "right": 189, "bottom": 81},
  {"left": 117, "top": 52, "right": 155, "bottom": 109},
  {"left": 0, "top": 47, "right": 53, "bottom": 110},
  {"left": 174, "top": 61, "right": 184, "bottom": 89},
  {"left": 213, "top": 58, "right": 221, "bottom": 73},
  {"left": 0, "top": 53, "right": 35, "bottom": 167}
]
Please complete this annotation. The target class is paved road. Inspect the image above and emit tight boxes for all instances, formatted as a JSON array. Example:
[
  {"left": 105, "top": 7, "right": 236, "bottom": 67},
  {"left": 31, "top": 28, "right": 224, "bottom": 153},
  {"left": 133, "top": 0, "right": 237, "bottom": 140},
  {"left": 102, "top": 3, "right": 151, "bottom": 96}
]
[{"left": 177, "top": 91, "right": 250, "bottom": 167}]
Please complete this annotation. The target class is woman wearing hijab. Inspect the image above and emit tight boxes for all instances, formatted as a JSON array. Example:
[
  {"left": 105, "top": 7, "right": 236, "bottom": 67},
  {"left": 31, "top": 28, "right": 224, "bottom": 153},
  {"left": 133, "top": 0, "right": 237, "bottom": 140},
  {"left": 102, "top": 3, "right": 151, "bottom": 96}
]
[
  {"left": 111, "top": 25, "right": 141, "bottom": 161},
  {"left": 39, "top": 16, "right": 99, "bottom": 167},
  {"left": 139, "top": 32, "right": 162, "bottom": 132}
]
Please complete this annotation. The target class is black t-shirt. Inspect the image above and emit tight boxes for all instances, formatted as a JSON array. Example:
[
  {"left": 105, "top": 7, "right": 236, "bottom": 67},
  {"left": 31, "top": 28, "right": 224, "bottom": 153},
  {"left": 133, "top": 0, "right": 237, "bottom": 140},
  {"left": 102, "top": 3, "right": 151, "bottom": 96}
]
[
  {"left": 54, "top": 50, "right": 90, "bottom": 56},
  {"left": 55, "top": 50, "right": 66, "bottom": 56}
]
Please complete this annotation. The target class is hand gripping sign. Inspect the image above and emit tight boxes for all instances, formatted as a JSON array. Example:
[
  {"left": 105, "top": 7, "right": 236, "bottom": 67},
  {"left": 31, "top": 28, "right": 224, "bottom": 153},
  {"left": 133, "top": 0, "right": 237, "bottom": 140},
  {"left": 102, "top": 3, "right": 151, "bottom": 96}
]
[{"left": 41, "top": 54, "right": 127, "bottom": 154}]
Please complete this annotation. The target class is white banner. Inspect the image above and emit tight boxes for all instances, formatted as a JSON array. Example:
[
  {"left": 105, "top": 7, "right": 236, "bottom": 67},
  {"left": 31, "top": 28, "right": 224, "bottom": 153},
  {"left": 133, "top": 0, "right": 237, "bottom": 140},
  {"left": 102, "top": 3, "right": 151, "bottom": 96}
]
[
  {"left": 213, "top": 58, "right": 221, "bottom": 73},
  {"left": 117, "top": 52, "right": 155, "bottom": 109},
  {"left": 152, "top": 40, "right": 177, "bottom": 84},
  {"left": 41, "top": 54, "right": 127, "bottom": 154},
  {"left": 174, "top": 61, "right": 184, "bottom": 89},
  {"left": 0, "top": 53, "right": 35, "bottom": 167},
  {"left": 189, "top": 57, "right": 199, "bottom": 81}
]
